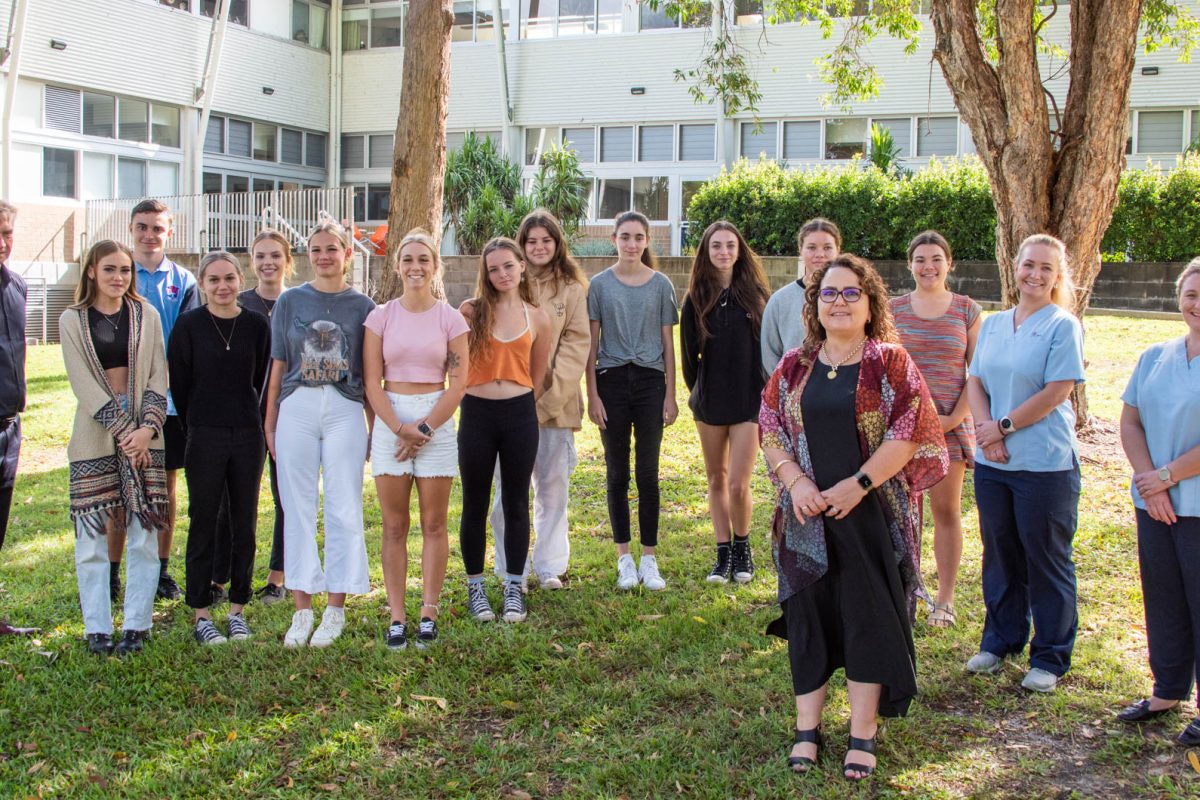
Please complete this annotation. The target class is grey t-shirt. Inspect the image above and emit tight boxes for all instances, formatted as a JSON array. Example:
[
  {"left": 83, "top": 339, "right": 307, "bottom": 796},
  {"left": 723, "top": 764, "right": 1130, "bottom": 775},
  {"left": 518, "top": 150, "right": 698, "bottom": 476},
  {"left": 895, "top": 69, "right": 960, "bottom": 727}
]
[
  {"left": 587, "top": 268, "right": 679, "bottom": 372},
  {"left": 271, "top": 283, "right": 376, "bottom": 404}
]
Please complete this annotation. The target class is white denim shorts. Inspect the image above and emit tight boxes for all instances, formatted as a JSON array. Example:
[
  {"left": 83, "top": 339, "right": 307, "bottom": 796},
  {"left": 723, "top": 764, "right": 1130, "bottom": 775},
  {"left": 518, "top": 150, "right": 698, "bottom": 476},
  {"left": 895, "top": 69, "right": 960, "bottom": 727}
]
[{"left": 371, "top": 390, "right": 458, "bottom": 479}]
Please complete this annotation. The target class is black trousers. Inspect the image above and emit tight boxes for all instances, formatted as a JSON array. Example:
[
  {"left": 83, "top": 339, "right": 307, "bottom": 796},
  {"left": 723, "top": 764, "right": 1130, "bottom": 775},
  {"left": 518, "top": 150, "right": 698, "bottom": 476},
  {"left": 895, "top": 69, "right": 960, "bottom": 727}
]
[
  {"left": 1136, "top": 508, "right": 1200, "bottom": 704},
  {"left": 596, "top": 364, "right": 665, "bottom": 547},
  {"left": 0, "top": 416, "right": 18, "bottom": 551},
  {"left": 458, "top": 393, "right": 538, "bottom": 577},
  {"left": 184, "top": 426, "right": 264, "bottom": 609},
  {"left": 213, "top": 448, "right": 284, "bottom": 582}
]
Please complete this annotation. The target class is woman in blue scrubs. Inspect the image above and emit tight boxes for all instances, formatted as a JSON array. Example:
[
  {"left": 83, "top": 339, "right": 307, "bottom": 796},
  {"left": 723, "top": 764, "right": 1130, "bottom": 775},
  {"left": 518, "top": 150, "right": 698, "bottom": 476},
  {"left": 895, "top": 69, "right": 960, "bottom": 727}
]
[
  {"left": 963, "top": 233, "right": 1086, "bottom": 694},
  {"left": 1116, "top": 258, "right": 1200, "bottom": 745}
]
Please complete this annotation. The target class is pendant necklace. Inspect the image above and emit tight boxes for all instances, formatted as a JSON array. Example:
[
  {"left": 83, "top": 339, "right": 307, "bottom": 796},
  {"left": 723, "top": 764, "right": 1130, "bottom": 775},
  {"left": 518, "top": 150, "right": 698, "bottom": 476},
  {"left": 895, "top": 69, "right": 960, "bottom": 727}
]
[
  {"left": 97, "top": 304, "right": 122, "bottom": 332},
  {"left": 209, "top": 309, "right": 239, "bottom": 351},
  {"left": 821, "top": 337, "right": 866, "bottom": 380},
  {"left": 253, "top": 289, "right": 274, "bottom": 319}
]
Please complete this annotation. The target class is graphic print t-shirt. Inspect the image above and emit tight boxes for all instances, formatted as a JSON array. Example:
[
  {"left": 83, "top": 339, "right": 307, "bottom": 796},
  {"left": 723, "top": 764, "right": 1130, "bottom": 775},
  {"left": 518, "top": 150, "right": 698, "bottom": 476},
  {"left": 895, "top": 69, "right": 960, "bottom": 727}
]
[{"left": 271, "top": 283, "right": 376, "bottom": 404}]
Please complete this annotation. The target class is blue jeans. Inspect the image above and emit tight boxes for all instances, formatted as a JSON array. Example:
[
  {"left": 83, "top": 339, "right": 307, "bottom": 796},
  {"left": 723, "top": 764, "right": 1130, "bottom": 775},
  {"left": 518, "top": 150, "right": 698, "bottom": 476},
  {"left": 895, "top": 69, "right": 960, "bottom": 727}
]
[{"left": 975, "top": 462, "right": 1081, "bottom": 676}]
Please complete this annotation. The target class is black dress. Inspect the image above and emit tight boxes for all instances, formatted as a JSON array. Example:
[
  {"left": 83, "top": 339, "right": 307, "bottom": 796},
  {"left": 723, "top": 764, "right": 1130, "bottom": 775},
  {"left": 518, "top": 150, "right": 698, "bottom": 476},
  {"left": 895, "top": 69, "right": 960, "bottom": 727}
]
[{"left": 776, "top": 363, "right": 918, "bottom": 717}]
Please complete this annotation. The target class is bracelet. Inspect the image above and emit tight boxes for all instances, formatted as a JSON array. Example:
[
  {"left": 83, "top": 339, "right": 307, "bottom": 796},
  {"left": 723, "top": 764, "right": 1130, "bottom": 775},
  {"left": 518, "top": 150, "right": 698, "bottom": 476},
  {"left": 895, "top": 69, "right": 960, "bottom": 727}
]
[
  {"left": 785, "top": 473, "right": 804, "bottom": 494},
  {"left": 770, "top": 457, "right": 795, "bottom": 475}
]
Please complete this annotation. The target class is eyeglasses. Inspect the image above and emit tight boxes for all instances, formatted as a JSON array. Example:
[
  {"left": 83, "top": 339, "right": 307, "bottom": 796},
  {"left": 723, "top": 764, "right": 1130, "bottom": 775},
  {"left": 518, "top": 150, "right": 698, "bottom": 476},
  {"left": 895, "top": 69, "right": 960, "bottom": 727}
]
[{"left": 818, "top": 287, "right": 864, "bottom": 304}]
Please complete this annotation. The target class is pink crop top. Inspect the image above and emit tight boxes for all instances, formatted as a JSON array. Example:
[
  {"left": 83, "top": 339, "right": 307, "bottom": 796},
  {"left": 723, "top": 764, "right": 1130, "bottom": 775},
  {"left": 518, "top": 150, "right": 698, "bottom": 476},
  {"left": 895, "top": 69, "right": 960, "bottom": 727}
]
[{"left": 363, "top": 299, "right": 469, "bottom": 383}]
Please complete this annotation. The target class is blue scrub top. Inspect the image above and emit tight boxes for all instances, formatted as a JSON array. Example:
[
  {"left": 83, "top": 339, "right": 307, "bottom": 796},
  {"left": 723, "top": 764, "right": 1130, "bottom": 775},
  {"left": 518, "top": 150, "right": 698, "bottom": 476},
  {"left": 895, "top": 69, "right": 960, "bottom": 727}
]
[
  {"left": 136, "top": 257, "right": 199, "bottom": 416},
  {"left": 968, "top": 303, "right": 1085, "bottom": 472},
  {"left": 1122, "top": 336, "right": 1200, "bottom": 517}
]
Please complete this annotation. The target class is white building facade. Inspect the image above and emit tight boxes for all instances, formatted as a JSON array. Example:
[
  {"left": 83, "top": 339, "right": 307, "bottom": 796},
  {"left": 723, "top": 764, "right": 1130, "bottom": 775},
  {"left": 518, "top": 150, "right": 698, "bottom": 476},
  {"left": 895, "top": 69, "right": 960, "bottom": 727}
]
[{"left": 2, "top": 0, "right": 1198, "bottom": 260}]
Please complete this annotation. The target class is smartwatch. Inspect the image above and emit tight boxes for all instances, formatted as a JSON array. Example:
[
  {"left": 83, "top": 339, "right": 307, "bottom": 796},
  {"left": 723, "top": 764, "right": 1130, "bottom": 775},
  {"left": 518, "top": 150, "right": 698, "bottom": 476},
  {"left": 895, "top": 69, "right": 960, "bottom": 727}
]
[
  {"left": 1158, "top": 466, "right": 1174, "bottom": 485},
  {"left": 855, "top": 470, "right": 873, "bottom": 491},
  {"left": 999, "top": 416, "right": 1015, "bottom": 435},
  {"left": 417, "top": 421, "right": 435, "bottom": 437}
]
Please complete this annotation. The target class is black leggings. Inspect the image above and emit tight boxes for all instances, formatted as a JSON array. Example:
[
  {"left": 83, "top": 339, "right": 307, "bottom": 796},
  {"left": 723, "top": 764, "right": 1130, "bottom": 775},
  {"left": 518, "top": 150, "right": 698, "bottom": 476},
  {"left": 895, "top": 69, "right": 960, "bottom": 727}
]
[
  {"left": 596, "top": 364, "right": 665, "bottom": 547},
  {"left": 458, "top": 393, "right": 539, "bottom": 577},
  {"left": 184, "top": 426, "right": 264, "bottom": 609}
]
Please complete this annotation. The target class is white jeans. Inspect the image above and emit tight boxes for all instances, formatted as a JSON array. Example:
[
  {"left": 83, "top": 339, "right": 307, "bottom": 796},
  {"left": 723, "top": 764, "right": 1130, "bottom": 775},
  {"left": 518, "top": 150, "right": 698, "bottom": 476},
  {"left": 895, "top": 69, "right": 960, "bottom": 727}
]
[
  {"left": 76, "top": 516, "right": 157, "bottom": 634},
  {"left": 277, "top": 386, "right": 370, "bottom": 595},
  {"left": 492, "top": 427, "right": 577, "bottom": 579}
]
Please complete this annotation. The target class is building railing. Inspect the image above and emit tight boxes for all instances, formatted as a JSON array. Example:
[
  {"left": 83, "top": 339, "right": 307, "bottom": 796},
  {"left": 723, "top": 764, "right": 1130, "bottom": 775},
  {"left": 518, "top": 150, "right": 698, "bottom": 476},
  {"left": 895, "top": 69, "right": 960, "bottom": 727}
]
[{"left": 84, "top": 187, "right": 356, "bottom": 254}]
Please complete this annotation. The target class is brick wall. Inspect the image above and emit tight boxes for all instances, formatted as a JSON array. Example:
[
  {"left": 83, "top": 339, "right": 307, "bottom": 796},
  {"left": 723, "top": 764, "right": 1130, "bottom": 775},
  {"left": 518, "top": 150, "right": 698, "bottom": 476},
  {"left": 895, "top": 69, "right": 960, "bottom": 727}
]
[{"left": 10, "top": 203, "right": 83, "bottom": 263}]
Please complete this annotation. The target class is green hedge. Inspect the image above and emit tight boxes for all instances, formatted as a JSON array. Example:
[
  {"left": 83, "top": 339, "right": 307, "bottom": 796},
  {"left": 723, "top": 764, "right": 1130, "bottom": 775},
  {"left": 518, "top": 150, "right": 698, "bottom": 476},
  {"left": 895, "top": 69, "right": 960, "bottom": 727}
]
[{"left": 686, "top": 155, "right": 1200, "bottom": 262}]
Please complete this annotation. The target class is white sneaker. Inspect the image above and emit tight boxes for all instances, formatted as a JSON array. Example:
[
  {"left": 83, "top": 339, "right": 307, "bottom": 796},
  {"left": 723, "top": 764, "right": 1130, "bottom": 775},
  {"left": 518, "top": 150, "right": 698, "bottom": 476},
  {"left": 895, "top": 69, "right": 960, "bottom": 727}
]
[
  {"left": 616, "top": 554, "right": 639, "bottom": 590},
  {"left": 966, "top": 651, "right": 1003, "bottom": 674},
  {"left": 537, "top": 572, "right": 563, "bottom": 590},
  {"left": 309, "top": 606, "right": 346, "bottom": 648},
  {"left": 638, "top": 555, "right": 666, "bottom": 591},
  {"left": 283, "top": 609, "right": 314, "bottom": 648},
  {"left": 1021, "top": 667, "right": 1058, "bottom": 693}
]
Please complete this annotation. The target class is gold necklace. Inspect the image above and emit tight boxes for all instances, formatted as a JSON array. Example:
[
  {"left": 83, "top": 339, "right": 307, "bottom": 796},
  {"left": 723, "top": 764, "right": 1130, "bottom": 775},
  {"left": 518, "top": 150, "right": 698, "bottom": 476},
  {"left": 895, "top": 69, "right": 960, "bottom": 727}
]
[
  {"left": 208, "top": 308, "right": 239, "bottom": 351},
  {"left": 820, "top": 337, "right": 866, "bottom": 380}
]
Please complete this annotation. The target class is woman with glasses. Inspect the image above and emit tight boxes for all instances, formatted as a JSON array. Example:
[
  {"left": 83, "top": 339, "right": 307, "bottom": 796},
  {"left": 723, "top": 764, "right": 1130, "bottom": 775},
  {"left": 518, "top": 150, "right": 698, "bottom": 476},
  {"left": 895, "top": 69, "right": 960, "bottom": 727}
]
[{"left": 760, "top": 254, "right": 947, "bottom": 780}]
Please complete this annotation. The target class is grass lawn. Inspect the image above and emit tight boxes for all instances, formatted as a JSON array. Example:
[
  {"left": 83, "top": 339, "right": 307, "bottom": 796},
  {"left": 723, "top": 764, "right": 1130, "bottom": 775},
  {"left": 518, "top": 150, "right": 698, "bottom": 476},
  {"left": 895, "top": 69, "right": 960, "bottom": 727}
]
[{"left": 1, "top": 315, "right": 1197, "bottom": 798}]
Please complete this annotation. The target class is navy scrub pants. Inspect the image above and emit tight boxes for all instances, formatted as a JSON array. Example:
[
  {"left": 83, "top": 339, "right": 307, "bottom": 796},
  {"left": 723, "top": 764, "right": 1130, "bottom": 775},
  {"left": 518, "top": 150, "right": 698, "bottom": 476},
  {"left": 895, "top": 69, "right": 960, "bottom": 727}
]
[{"left": 1136, "top": 508, "right": 1200, "bottom": 704}]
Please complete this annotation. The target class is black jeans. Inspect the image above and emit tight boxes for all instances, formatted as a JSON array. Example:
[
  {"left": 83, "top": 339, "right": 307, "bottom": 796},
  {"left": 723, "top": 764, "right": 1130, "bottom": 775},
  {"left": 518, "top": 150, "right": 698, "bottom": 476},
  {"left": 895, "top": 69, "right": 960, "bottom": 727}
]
[
  {"left": 596, "top": 364, "right": 665, "bottom": 547},
  {"left": 0, "top": 416, "right": 19, "bottom": 551},
  {"left": 184, "top": 426, "right": 264, "bottom": 609},
  {"left": 213, "top": 447, "right": 285, "bottom": 582},
  {"left": 1136, "top": 509, "right": 1200, "bottom": 704},
  {"left": 458, "top": 393, "right": 539, "bottom": 577}
]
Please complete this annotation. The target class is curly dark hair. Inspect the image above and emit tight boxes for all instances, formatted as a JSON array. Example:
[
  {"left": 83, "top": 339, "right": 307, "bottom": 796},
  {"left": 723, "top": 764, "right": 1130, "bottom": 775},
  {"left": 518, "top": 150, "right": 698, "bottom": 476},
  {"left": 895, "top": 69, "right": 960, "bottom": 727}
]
[{"left": 801, "top": 253, "right": 898, "bottom": 352}]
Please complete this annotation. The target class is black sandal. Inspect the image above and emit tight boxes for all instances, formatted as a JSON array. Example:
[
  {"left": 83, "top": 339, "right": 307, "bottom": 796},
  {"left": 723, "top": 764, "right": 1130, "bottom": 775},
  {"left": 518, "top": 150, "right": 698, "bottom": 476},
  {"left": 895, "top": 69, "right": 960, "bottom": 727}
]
[
  {"left": 844, "top": 733, "right": 877, "bottom": 781},
  {"left": 787, "top": 727, "right": 821, "bottom": 773}
]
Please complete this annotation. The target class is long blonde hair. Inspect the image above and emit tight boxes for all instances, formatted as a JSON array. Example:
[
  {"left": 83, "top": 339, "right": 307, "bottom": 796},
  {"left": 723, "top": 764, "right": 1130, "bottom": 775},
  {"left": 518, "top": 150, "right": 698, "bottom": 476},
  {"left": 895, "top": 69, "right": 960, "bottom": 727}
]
[{"left": 1016, "top": 234, "right": 1075, "bottom": 309}]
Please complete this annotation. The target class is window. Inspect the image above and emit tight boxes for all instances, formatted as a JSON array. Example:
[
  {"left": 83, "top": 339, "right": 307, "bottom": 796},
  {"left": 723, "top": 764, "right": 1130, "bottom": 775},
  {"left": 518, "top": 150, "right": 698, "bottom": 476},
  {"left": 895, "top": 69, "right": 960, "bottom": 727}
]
[
  {"left": 525, "top": 127, "right": 559, "bottom": 165},
  {"left": 226, "top": 175, "right": 249, "bottom": 194},
  {"left": 521, "top": 0, "right": 554, "bottom": 37},
  {"left": 527, "top": 0, "right": 622, "bottom": 37},
  {"left": 118, "top": 157, "right": 146, "bottom": 198},
  {"left": 598, "top": 178, "right": 632, "bottom": 219},
  {"left": 638, "top": 125, "right": 674, "bottom": 161},
  {"left": 83, "top": 93, "right": 115, "bottom": 138},
  {"left": 454, "top": 0, "right": 510, "bottom": 42},
  {"left": 306, "top": 132, "right": 327, "bottom": 168},
  {"left": 562, "top": 127, "right": 595, "bottom": 162},
  {"left": 1137, "top": 110, "right": 1184, "bottom": 153},
  {"left": 370, "top": 7, "right": 404, "bottom": 47},
  {"left": 369, "top": 134, "right": 394, "bottom": 168},
  {"left": 205, "top": 116, "right": 225, "bottom": 154},
  {"left": 82, "top": 152, "right": 113, "bottom": 200},
  {"left": 741, "top": 121, "right": 777, "bottom": 160},
  {"left": 824, "top": 118, "right": 866, "bottom": 159},
  {"left": 679, "top": 124, "right": 715, "bottom": 161},
  {"left": 253, "top": 123, "right": 277, "bottom": 161},
  {"left": 600, "top": 126, "right": 633, "bottom": 162},
  {"left": 44, "top": 86, "right": 81, "bottom": 133},
  {"left": 682, "top": 180, "right": 705, "bottom": 219},
  {"left": 292, "top": 0, "right": 329, "bottom": 48},
  {"left": 202, "top": 0, "right": 248, "bottom": 25},
  {"left": 281, "top": 129, "right": 305, "bottom": 165},
  {"left": 254, "top": 179, "right": 275, "bottom": 193},
  {"left": 148, "top": 162, "right": 179, "bottom": 196},
  {"left": 44, "top": 148, "right": 77, "bottom": 197},
  {"left": 118, "top": 98, "right": 149, "bottom": 143},
  {"left": 634, "top": 176, "right": 669, "bottom": 220},
  {"left": 783, "top": 121, "right": 820, "bottom": 159},
  {"left": 640, "top": 0, "right": 710, "bottom": 29},
  {"left": 734, "top": 0, "right": 763, "bottom": 25},
  {"left": 915, "top": 116, "right": 957, "bottom": 156},
  {"left": 343, "top": 8, "right": 369, "bottom": 49},
  {"left": 353, "top": 185, "right": 366, "bottom": 220},
  {"left": 367, "top": 183, "right": 390, "bottom": 220},
  {"left": 342, "top": 134, "right": 365, "bottom": 168},
  {"left": 228, "top": 119, "right": 253, "bottom": 158},
  {"left": 151, "top": 105, "right": 180, "bottom": 147},
  {"left": 873, "top": 117, "right": 911, "bottom": 157},
  {"left": 203, "top": 172, "right": 223, "bottom": 194},
  {"left": 160, "top": 0, "right": 191, "bottom": 9}
]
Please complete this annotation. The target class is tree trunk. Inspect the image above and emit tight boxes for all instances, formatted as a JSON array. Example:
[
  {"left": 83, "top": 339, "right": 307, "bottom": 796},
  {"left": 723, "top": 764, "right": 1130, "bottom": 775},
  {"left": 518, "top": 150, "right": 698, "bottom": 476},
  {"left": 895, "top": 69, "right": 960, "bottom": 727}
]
[
  {"left": 930, "top": 0, "right": 1144, "bottom": 427},
  {"left": 376, "top": 1, "right": 453, "bottom": 302}
]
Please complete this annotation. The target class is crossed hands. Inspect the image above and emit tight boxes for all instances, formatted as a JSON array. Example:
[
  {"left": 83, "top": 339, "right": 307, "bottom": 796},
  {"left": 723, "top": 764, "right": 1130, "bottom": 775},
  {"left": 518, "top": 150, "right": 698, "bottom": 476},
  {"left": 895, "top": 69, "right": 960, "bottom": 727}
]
[
  {"left": 789, "top": 474, "right": 868, "bottom": 522},
  {"left": 118, "top": 427, "right": 153, "bottom": 469}
]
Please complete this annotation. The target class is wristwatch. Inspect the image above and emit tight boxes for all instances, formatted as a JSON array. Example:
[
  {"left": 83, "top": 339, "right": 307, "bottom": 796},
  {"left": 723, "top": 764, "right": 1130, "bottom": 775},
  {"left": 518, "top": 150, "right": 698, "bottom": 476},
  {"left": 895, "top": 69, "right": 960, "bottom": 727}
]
[
  {"left": 999, "top": 416, "right": 1015, "bottom": 435},
  {"left": 1158, "top": 466, "right": 1174, "bottom": 485},
  {"left": 855, "top": 470, "right": 873, "bottom": 491},
  {"left": 417, "top": 421, "right": 435, "bottom": 437}
]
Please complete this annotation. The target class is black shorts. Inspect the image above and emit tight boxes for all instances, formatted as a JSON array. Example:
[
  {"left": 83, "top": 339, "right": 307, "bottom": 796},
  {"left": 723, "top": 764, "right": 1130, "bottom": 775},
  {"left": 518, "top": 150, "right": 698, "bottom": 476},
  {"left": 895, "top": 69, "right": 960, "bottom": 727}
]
[{"left": 163, "top": 415, "right": 186, "bottom": 472}]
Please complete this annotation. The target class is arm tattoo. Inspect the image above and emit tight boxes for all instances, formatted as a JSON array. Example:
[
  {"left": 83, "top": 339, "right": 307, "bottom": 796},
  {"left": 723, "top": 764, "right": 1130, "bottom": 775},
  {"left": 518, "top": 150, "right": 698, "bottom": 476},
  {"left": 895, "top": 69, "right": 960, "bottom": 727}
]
[{"left": 445, "top": 351, "right": 461, "bottom": 371}]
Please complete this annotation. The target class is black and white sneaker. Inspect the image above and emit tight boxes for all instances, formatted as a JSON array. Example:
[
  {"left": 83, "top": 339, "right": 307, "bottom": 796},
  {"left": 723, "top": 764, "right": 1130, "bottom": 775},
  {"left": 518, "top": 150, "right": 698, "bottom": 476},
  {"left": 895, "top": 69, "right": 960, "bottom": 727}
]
[
  {"left": 209, "top": 584, "right": 229, "bottom": 607},
  {"left": 255, "top": 582, "right": 287, "bottom": 606},
  {"left": 467, "top": 582, "right": 495, "bottom": 622},
  {"left": 86, "top": 632, "right": 114, "bottom": 655},
  {"left": 707, "top": 545, "right": 732, "bottom": 583},
  {"left": 414, "top": 617, "right": 438, "bottom": 649},
  {"left": 194, "top": 619, "right": 228, "bottom": 646},
  {"left": 227, "top": 613, "right": 251, "bottom": 641},
  {"left": 386, "top": 621, "right": 408, "bottom": 650},
  {"left": 156, "top": 572, "right": 182, "bottom": 601},
  {"left": 731, "top": 538, "right": 755, "bottom": 584},
  {"left": 502, "top": 581, "right": 527, "bottom": 623}
]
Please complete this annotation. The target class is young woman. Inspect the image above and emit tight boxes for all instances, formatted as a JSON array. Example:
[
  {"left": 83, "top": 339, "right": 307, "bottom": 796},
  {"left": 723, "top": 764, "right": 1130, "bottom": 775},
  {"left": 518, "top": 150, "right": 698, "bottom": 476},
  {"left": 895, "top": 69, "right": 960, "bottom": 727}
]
[
  {"left": 60, "top": 240, "right": 168, "bottom": 656},
  {"left": 966, "top": 234, "right": 1085, "bottom": 693},
  {"left": 585, "top": 211, "right": 679, "bottom": 591},
  {"left": 1117, "top": 258, "right": 1200, "bottom": 745},
  {"left": 490, "top": 210, "right": 590, "bottom": 590},
  {"left": 458, "top": 238, "right": 551, "bottom": 624},
  {"left": 760, "top": 218, "right": 840, "bottom": 373},
  {"left": 889, "top": 231, "right": 982, "bottom": 627},
  {"left": 364, "top": 229, "right": 469, "bottom": 649},
  {"left": 265, "top": 222, "right": 376, "bottom": 648},
  {"left": 680, "top": 221, "right": 770, "bottom": 584},
  {"left": 760, "top": 255, "right": 947, "bottom": 780},
  {"left": 168, "top": 251, "right": 271, "bottom": 645}
]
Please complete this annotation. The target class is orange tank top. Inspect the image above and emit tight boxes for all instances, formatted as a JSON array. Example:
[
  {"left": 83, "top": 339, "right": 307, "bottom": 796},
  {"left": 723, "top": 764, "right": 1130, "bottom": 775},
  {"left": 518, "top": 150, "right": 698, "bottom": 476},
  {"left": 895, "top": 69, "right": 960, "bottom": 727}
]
[{"left": 467, "top": 304, "right": 534, "bottom": 388}]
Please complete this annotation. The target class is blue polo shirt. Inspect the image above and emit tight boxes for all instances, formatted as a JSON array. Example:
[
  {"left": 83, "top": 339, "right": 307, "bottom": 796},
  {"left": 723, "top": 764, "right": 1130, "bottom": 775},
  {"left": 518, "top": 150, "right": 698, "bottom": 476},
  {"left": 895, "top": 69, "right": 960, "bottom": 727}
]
[
  {"left": 1122, "top": 336, "right": 1200, "bottom": 517},
  {"left": 968, "top": 303, "right": 1085, "bottom": 472},
  {"left": 136, "top": 256, "right": 199, "bottom": 416}
]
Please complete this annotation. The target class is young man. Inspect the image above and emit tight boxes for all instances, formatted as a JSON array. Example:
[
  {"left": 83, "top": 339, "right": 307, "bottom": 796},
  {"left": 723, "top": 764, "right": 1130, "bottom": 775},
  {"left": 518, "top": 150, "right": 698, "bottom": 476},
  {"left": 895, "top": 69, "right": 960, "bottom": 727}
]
[
  {"left": 109, "top": 199, "right": 198, "bottom": 601},
  {"left": 0, "top": 201, "right": 35, "bottom": 636}
]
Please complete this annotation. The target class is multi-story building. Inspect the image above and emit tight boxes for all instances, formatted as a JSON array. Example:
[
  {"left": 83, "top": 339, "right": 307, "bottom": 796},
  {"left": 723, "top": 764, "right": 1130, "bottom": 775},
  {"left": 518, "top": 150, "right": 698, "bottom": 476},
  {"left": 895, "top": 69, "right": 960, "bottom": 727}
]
[{"left": 2, "top": 0, "right": 1198, "bottom": 263}]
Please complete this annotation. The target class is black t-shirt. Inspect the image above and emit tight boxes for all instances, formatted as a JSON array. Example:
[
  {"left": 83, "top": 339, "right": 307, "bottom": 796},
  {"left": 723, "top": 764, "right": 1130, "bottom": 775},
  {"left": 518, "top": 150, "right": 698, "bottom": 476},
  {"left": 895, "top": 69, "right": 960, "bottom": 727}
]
[{"left": 87, "top": 305, "right": 130, "bottom": 371}]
